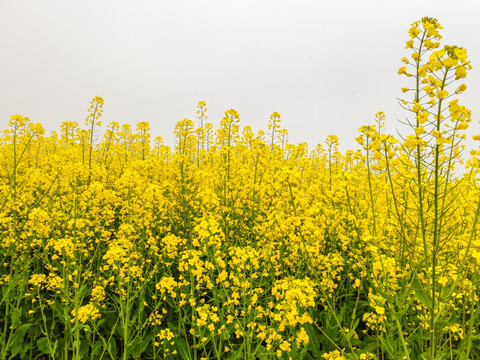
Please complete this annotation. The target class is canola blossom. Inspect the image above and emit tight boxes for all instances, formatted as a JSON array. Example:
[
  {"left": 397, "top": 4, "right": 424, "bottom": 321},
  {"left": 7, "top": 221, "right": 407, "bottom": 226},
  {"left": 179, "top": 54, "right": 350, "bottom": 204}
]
[{"left": 0, "top": 17, "right": 479, "bottom": 360}]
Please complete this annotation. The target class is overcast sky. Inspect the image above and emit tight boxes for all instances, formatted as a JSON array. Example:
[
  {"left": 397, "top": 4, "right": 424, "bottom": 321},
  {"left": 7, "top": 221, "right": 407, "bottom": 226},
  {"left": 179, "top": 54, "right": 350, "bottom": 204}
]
[{"left": 1, "top": 0, "right": 479, "bottom": 152}]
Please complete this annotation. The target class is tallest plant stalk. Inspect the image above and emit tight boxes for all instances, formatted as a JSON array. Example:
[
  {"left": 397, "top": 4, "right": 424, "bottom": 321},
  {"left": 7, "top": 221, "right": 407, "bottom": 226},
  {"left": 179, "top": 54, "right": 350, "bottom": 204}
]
[
  {"left": 413, "top": 29, "right": 429, "bottom": 276},
  {"left": 398, "top": 17, "right": 472, "bottom": 359},
  {"left": 430, "top": 67, "right": 448, "bottom": 355}
]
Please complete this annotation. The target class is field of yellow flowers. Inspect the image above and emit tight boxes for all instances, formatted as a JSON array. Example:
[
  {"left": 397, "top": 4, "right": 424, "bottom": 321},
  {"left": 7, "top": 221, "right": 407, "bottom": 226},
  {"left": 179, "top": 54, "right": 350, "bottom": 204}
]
[{"left": 1, "top": 17, "right": 479, "bottom": 360}]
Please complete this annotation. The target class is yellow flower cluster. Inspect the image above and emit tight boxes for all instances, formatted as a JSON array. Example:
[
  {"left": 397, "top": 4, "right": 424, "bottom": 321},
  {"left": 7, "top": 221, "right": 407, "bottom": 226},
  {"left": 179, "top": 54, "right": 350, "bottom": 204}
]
[{"left": 71, "top": 303, "right": 101, "bottom": 324}]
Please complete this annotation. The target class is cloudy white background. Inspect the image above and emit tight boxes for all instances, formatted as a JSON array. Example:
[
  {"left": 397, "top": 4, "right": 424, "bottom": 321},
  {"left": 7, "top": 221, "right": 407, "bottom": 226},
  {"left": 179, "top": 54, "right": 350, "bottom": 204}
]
[{"left": 1, "top": 0, "right": 479, "bottom": 152}]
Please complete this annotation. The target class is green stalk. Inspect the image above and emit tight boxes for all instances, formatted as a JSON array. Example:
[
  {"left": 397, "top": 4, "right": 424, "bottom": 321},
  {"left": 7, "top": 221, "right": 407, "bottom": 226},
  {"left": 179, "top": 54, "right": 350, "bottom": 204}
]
[
  {"left": 430, "top": 68, "right": 449, "bottom": 359},
  {"left": 38, "top": 289, "right": 56, "bottom": 359},
  {"left": 383, "top": 141, "right": 408, "bottom": 266},
  {"left": 365, "top": 136, "right": 377, "bottom": 236},
  {"left": 396, "top": 319, "right": 411, "bottom": 360},
  {"left": 63, "top": 267, "right": 71, "bottom": 360},
  {"left": 414, "top": 30, "right": 429, "bottom": 277},
  {"left": 1, "top": 298, "right": 9, "bottom": 360},
  {"left": 88, "top": 102, "right": 99, "bottom": 174},
  {"left": 122, "top": 293, "right": 130, "bottom": 360}
]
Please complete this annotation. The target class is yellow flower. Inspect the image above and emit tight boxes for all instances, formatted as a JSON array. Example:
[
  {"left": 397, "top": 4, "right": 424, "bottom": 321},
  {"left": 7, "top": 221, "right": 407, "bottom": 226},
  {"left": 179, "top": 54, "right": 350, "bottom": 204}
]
[
  {"left": 455, "top": 84, "right": 467, "bottom": 93},
  {"left": 71, "top": 303, "right": 101, "bottom": 323},
  {"left": 415, "top": 126, "right": 426, "bottom": 136},
  {"left": 322, "top": 350, "right": 345, "bottom": 360},
  {"left": 28, "top": 274, "right": 47, "bottom": 287},
  {"left": 279, "top": 340, "right": 291, "bottom": 352},
  {"left": 375, "top": 306, "right": 385, "bottom": 315},
  {"left": 296, "top": 327, "right": 309, "bottom": 347},
  {"left": 436, "top": 90, "right": 449, "bottom": 99}
]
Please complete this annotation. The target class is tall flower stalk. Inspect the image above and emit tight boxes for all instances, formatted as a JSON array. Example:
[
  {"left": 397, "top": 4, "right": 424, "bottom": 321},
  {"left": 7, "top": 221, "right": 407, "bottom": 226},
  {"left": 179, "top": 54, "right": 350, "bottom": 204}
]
[{"left": 397, "top": 16, "right": 472, "bottom": 359}]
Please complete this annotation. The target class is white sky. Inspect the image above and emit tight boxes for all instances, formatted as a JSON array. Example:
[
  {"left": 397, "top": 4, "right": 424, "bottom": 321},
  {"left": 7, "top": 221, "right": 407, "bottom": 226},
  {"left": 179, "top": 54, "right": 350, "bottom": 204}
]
[{"left": 1, "top": 0, "right": 480, "bottom": 152}]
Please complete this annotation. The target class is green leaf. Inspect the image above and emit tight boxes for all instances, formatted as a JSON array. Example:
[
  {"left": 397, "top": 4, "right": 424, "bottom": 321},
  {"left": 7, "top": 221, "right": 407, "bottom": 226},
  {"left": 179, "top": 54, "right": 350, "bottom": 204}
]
[
  {"left": 412, "top": 277, "right": 431, "bottom": 308},
  {"left": 253, "top": 344, "right": 269, "bottom": 359},
  {"left": 52, "top": 338, "right": 61, "bottom": 358},
  {"left": 391, "top": 305, "right": 410, "bottom": 321},
  {"left": 346, "top": 318, "right": 360, "bottom": 340},
  {"left": 80, "top": 340, "right": 90, "bottom": 359},
  {"left": 36, "top": 337, "right": 50, "bottom": 354},
  {"left": 375, "top": 287, "right": 395, "bottom": 304},
  {"left": 108, "top": 335, "right": 117, "bottom": 360},
  {"left": 434, "top": 309, "right": 457, "bottom": 327},
  {"left": 10, "top": 308, "right": 22, "bottom": 328},
  {"left": 92, "top": 340, "right": 103, "bottom": 356},
  {"left": 51, "top": 302, "right": 65, "bottom": 319},
  {"left": 439, "top": 282, "right": 455, "bottom": 301},
  {"left": 304, "top": 323, "right": 322, "bottom": 358},
  {"left": 299, "top": 340, "right": 310, "bottom": 359},
  {"left": 9, "top": 323, "right": 30, "bottom": 357},
  {"left": 379, "top": 336, "right": 395, "bottom": 359},
  {"left": 338, "top": 303, "right": 347, "bottom": 323},
  {"left": 79, "top": 282, "right": 90, "bottom": 299},
  {"left": 175, "top": 337, "right": 192, "bottom": 360},
  {"left": 352, "top": 317, "right": 360, "bottom": 330},
  {"left": 140, "top": 333, "right": 154, "bottom": 354},
  {"left": 227, "top": 350, "right": 244, "bottom": 360},
  {"left": 126, "top": 337, "right": 139, "bottom": 358},
  {"left": 226, "top": 342, "right": 246, "bottom": 359}
]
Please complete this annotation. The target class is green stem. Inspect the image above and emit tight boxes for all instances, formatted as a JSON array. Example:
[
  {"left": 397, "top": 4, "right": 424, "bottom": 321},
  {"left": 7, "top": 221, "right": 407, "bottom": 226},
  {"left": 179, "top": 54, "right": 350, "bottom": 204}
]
[
  {"left": 430, "top": 67, "right": 449, "bottom": 358},
  {"left": 365, "top": 136, "right": 377, "bottom": 236},
  {"left": 396, "top": 319, "right": 411, "bottom": 360}
]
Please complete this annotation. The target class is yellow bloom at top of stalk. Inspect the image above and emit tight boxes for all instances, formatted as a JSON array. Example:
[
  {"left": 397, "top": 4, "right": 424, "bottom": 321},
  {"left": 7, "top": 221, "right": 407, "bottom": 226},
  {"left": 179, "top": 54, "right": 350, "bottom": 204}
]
[
  {"left": 196, "top": 100, "right": 208, "bottom": 126},
  {"left": 422, "top": 17, "right": 442, "bottom": 37},
  {"left": 223, "top": 108, "right": 240, "bottom": 123},
  {"left": 86, "top": 95, "right": 104, "bottom": 128},
  {"left": 325, "top": 134, "right": 339, "bottom": 145},
  {"left": 428, "top": 45, "right": 472, "bottom": 80},
  {"left": 407, "top": 17, "right": 442, "bottom": 42},
  {"left": 399, "top": 17, "right": 445, "bottom": 82},
  {"left": 268, "top": 111, "right": 281, "bottom": 131},
  {"left": 8, "top": 114, "right": 30, "bottom": 131},
  {"left": 91, "top": 95, "right": 104, "bottom": 106}
]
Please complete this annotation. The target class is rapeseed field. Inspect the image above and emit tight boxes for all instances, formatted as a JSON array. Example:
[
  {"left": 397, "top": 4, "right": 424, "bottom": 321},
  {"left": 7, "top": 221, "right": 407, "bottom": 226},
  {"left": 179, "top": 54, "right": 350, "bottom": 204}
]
[{"left": 1, "top": 17, "right": 479, "bottom": 359}]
